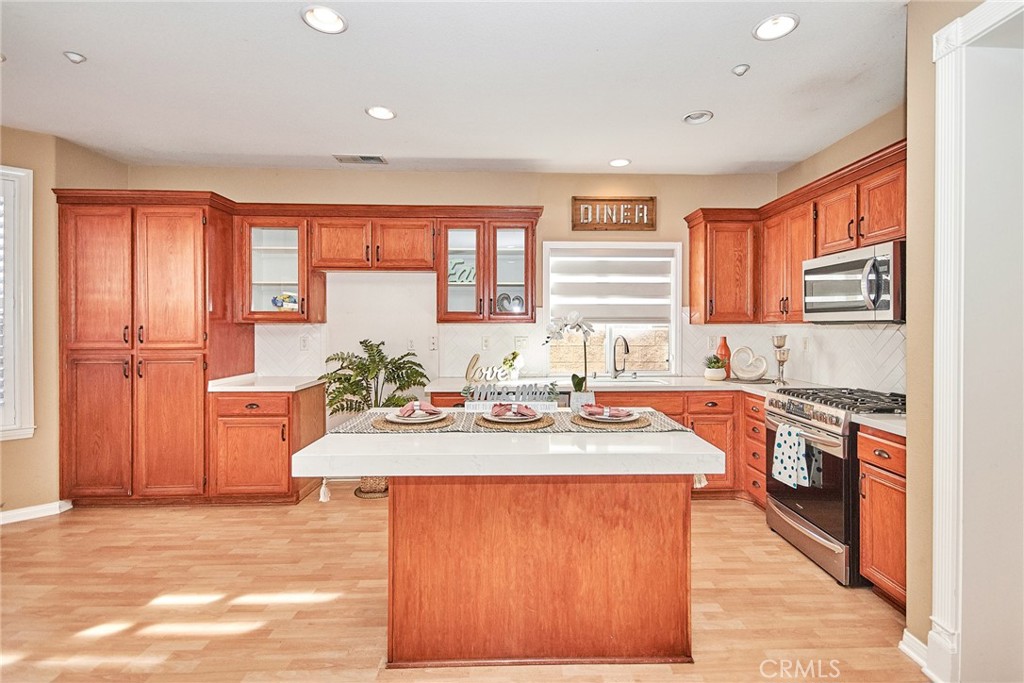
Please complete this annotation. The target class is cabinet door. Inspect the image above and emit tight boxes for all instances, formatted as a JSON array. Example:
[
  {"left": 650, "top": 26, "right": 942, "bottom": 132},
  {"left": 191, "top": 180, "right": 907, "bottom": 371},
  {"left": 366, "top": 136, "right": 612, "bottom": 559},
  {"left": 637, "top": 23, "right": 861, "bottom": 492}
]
[
  {"left": 310, "top": 218, "right": 372, "bottom": 269},
  {"left": 707, "top": 222, "right": 757, "bottom": 323},
  {"left": 487, "top": 221, "right": 535, "bottom": 322},
  {"left": 784, "top": 202, "right": 816, "bottom": 321},
  {"left": 374, "top": 219, "right": 435, "bottom": 270},
  {"left": 212, "top": 417, "right": 291, "bottom": 495},
  {"left": 133, "top": 353, "right": 205, "bottom": 497},
  {"left": 687, "top": 413, "right": 735, "bottom": 490},
  {"left": 237, "top": 217, "right": 317, "bottom": 322},
  {"left": 62, "top": 354, "right": 133, "bottom": 498},
  {"left": 688, "top": 223, "right": 707, "bottom": 324},
  {"left": 816, "top": 184, "right": 858, "bottom": 256},
  {"left": 857, "top": 164, "right": 906, "bottom": 246},
  {"left": 60, "top": 205, "right": 133, "bottom": 350},
  {"left": 437, "top": 220, "right": 486, "bottom": 322},
  {"left": 859, "top": 462, "right": 907, "bottom": 606},
  {"left": 760, "top": 214, "right": 787, "bottom": 323},
  {"left": 134, "top": 207, "right": 206, "bottom": 349}
]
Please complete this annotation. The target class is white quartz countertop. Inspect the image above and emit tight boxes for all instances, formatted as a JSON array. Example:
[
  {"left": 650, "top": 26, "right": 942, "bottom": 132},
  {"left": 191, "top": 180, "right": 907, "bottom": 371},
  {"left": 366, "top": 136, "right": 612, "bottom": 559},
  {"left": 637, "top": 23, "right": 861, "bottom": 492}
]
[
  {"left": 292, "top": 409, "right": 724, "bottom": 478},
  {"left": 208, "top": 373, "right": 326, "bottom": 393}
]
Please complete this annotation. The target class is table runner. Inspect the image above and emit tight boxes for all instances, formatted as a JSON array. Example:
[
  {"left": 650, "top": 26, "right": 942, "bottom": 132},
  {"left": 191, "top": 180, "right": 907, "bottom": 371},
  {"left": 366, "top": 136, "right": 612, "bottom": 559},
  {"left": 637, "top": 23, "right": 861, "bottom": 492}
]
[{"left": 330, "top": 408, "right": 689, "bottom": 435}]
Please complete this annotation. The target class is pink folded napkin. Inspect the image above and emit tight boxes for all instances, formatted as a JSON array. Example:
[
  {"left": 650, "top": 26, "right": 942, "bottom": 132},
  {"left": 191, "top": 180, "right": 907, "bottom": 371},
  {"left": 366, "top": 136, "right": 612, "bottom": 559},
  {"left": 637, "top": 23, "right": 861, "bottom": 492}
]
[
  {"left": 397, "top": 400, "right": 441, "bottom": 417},
  {"left": 581, "top": 403, "right": 632, "bottom": 419},
  {"left": 490, "top": 403, "right": 537, "bottom": 418}
]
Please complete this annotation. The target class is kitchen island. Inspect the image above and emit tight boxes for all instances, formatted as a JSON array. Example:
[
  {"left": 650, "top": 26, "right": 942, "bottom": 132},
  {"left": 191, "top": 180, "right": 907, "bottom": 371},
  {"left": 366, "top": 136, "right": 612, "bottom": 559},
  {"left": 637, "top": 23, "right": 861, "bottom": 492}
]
[{"left": 292, "top": 409, "right": 724, "bottom": 668}]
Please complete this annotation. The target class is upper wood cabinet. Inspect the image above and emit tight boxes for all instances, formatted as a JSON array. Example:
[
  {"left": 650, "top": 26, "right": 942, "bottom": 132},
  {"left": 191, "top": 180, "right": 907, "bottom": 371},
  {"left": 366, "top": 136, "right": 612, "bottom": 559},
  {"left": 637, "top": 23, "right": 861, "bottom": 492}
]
[
  {"left": 236, "top": 216, "right": 326, "bottom": 323},
  {"left": 310, "top": 218, "right": 435, "bottom": 270},
  {"left": 816, "top": 162, "right": 906, "bottom": 256},
  {"left": 760, "top": 201, "right": 814, "bottom": 323},
  {"left": 686, "top": 209, "right": 759, "bottom": 324},
  {"left": 437, "top": 219, "right": 536, "bottom": 323}
]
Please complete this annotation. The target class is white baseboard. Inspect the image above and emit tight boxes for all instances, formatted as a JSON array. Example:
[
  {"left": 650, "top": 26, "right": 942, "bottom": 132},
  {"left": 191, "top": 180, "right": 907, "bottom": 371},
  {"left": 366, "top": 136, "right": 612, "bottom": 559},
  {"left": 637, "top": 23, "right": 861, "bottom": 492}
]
[
  {"left": 0, "top": 500, "right": 72, "bottom": 525},
  {"left": 899, "top": 629, "right": 928, "bottom": 668}
]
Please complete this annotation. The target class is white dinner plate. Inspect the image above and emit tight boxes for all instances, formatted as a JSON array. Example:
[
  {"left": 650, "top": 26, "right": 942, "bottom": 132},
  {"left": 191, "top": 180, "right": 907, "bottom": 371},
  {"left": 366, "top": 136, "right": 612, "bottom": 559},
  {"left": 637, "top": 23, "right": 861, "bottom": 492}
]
[
  {"left": 385, "top": 411, "right": 446, "bottom": 425},
  {"left": 577, "top": 410, "right": 638, "bottom": 423},
  {"left": 480, "top": 412, "right": 542, "bottom": 424}
]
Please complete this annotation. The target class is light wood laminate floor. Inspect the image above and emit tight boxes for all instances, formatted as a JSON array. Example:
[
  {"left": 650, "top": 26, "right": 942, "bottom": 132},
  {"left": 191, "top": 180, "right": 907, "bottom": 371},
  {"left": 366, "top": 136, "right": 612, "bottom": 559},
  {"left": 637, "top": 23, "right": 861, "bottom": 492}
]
[{"left": 1, "top": 484, "right": 923, "bottom": 682}]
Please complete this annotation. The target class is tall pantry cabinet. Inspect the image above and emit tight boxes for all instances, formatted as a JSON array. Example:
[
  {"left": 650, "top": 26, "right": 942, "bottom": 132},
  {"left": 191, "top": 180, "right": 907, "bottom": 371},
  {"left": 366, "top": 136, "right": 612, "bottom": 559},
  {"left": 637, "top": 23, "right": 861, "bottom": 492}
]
[{"left": 56, "top": 191, "right": 254, "bottom": 501}]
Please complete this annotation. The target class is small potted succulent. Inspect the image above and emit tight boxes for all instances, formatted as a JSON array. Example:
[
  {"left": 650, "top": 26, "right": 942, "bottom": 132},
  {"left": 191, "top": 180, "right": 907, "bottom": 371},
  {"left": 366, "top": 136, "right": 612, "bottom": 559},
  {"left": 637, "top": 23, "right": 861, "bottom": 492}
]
[{"left": 703, "top": 355, "right": 727, "bottom": 381}]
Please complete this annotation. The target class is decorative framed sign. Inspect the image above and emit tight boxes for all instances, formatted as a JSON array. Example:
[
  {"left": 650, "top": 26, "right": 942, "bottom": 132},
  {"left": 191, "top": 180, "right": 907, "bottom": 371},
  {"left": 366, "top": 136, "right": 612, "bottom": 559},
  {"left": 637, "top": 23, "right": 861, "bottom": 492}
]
[{"left": 572, "top": 196, "right": 656, "bottom": 231}]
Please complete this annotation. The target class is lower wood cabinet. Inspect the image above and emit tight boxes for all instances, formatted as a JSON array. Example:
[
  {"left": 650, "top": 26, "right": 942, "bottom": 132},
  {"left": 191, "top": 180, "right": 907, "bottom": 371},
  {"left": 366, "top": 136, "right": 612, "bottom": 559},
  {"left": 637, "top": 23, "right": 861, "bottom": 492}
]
[
  {"left": 742, "top": 392, "right": 767, "bottom": 508},
  {"left": 208, "top": 384, "right": 325, "bottom": 503},
  {"left": 858, "top": 426, "right": 907, "bottom": 608}
]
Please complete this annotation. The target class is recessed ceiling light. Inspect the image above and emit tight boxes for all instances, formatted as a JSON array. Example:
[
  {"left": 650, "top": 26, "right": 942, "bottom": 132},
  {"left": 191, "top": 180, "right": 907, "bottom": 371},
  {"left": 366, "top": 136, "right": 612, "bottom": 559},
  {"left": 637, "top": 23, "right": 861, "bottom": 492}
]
[
  {"left": 753, "top": 13, "right": 799, "bottom": 41},
  {"left": 301, "top": 5, "right": 347, "bottom": 34},
  {"left": 683, "top": 110, "right": 714, "bottom": 125},
  {"left": 63, "top": 51, "right": 87, "bottom": 64},
  {"left": 731, "top": 64, "right": 751, "bottom": 77},
  {"left": 609, "top": 158, "right": 631, "bottom": 168},
  {"left": 364, "top": 106, "right": 396, "bottom": 121}
]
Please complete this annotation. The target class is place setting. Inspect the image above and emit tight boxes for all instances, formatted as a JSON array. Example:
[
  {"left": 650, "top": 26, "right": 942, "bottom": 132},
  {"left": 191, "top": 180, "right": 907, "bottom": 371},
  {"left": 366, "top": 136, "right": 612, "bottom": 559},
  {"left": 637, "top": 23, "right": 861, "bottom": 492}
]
[
  {"left": 572, "top": 403, "right": 651, "bottom": 430},
  {"left": 371, "top": 400, "right": 455, "bottom": 432},
  {"left": 474, "top": 403, "right": 555, "bottom": 431}
]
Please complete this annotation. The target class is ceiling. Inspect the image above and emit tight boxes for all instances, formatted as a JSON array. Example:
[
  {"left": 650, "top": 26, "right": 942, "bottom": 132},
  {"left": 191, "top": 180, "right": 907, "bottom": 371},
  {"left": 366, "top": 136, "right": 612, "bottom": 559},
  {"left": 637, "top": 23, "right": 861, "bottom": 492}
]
[{"left": 0, "top": 2, "right": 907, "bottom": 175}]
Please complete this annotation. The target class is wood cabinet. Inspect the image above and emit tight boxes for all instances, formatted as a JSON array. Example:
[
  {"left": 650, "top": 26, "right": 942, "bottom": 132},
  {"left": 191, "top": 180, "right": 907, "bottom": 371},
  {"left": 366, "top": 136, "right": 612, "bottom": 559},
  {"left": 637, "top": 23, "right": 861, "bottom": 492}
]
[
  {"left": 685, "top": 209, "right": 760, "bottom": 324},
  {"left": 816, "top": 163, "right": 906, "bottom": 256},
  {"left": 236, "top": 216, "right": 326, "bottom": 323},
  {"left": 741, "top": 393, "right": 767, "bottom": 507},
  {"left": 56, "top": 190, "right": 255, "bottom": 504},
  {"left": 429, "top": 392, "right": 466, "bottom": 407},
  {"left": 685, "top": 393, "right": 738, "bottom": 492},
  {"left": 208, "top": 384, "right": 325, "bottom": 503},
  {"left": 760, "top": 202, "right": 814, "bottom": 323},
  {"left": 437, "top": 219, "right": 536, "bottom": 323},
  {"left": 310, "top": 218, "right": 435, "bottom": 270},
  {"left": 857, "top": 425, "right": 907, "bottom": 608}
]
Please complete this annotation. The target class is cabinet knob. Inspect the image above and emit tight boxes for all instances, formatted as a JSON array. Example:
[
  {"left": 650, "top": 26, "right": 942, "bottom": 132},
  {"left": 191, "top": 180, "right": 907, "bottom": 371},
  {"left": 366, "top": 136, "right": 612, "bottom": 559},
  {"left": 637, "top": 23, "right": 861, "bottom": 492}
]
[
  {"left": 752, "top": 426, "right": 760, "bottom": 434},
  {"left": 753, "top": 451, "right": 760, "bottom": 459},
  {"left": 705, "top": 401, "right": 718, "bottom": 407},
  {"left": 753, "top": 480, "right": 761, "bottom": 489},
  {"left": 872, "top": 448, "right": 891, "bottom": 459},
  {"left": 245, "top": 403, "right": 260, "bottom": 410},
  {"left": 751, "top": 405, "right": 760, "bottom": 413}
]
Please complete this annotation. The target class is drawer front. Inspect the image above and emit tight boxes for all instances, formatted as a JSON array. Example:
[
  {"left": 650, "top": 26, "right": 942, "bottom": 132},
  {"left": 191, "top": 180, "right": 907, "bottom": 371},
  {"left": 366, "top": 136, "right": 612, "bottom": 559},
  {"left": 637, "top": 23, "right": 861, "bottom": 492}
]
[
  {"left": 594, "top": 391, "right": 684, "bottom": 417},
  {"left": 857, "top": 428, "right": 906, "bottom": 477},
  {"left": 744, "top": 417, "right": 766, "bottom": 443},
  {"left": 215, "top": 395, "right": 290, "bottom": 417},
  {"left": 744, "top": 464, "right": 767, "bottom": 507},
  {"left": 744, "top": 437, "right": 767, "bottom": 474},
  {"left": 430, "top": 392, "right": 465, "bottom": 408},
  {"left": 743, "top": 393, "right": 766, "bottom": 421},
  {"left": 685, "top": 392, "right": 736, "bottom": 415}
]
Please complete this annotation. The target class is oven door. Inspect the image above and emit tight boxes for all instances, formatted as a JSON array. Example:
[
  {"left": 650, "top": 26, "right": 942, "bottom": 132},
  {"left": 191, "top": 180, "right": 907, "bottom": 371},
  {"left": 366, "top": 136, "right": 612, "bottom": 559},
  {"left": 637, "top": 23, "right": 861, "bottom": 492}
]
[
  {"left": 802, "top": 242, "right": 899, "bottom": 322},
  {"left": 764, "top": 413, "right": 852, "bottom": 545}
]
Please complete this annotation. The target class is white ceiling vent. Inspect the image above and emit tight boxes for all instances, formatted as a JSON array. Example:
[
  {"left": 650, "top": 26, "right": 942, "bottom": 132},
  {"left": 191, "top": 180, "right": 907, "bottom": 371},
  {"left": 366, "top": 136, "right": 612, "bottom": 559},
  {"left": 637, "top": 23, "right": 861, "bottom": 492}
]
[{"left": 333, "top": 154, "right": 388, "bottom": 165}]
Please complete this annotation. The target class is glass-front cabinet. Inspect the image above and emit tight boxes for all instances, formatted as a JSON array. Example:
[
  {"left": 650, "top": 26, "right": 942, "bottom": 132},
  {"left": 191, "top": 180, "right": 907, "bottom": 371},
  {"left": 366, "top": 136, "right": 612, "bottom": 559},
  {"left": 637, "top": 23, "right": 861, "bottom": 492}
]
[
  {"left": 236, "top": 216, "right": 325, "bottom": 323},
  {"left": 437, "top": 219, "right": 535, "bottom": 323}
]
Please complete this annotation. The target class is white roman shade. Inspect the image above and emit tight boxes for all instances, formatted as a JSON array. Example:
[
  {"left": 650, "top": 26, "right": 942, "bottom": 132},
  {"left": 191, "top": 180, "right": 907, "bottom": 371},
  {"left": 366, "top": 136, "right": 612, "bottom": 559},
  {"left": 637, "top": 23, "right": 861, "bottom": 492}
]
[{"left": 546, "top": 243, "right": 679, "bottom": 324}]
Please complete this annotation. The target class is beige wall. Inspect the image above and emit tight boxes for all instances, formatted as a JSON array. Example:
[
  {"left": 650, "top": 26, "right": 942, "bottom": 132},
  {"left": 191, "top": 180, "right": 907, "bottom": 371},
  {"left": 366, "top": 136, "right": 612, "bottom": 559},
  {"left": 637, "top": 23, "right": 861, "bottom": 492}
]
[
  {"left": 904, "top": 0, "right": 981, "bottom": 644},
  {"left": 777, "top": 103, "right": 907, "bottom": 195},
  {"left": 0, "top": 128, "right": 130, "bottom": 510}
]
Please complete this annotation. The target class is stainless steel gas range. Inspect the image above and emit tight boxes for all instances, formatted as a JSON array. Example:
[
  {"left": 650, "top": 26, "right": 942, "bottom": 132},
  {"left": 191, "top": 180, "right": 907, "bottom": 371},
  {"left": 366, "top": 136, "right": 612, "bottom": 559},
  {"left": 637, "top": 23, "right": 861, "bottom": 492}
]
[{"left": 763, "top": 387, "right": 906, "bottom": 585}]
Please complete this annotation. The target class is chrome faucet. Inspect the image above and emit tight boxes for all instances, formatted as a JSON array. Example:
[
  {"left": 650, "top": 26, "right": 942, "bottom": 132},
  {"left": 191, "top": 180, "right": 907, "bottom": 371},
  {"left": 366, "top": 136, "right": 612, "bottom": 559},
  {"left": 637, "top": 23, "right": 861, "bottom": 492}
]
[{"left": 611, "top": 336, "right": 631, "bottom": 378}]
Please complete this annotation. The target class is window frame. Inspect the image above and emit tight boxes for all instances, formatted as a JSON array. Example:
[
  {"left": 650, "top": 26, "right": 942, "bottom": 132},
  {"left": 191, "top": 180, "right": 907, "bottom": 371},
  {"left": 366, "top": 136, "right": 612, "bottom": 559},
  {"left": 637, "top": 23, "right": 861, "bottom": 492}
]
[{"left": 1, "top": 165, "right": 35, "bottom": 441}]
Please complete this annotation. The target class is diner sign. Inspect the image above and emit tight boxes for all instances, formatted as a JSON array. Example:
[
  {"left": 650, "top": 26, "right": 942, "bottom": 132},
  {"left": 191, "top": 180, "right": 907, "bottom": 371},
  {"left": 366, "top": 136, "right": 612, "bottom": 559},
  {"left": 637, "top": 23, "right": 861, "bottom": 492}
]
[{"left": 572, "top": 196, "right": 656, "bottom": 231}]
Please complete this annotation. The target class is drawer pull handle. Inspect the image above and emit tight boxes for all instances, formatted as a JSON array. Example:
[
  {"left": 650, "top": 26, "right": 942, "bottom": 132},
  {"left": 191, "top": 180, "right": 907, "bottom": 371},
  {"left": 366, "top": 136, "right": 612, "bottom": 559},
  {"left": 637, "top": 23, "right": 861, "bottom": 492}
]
[
  {"left": 122, "top": 360, "right": 130, "bottom": 378},
  {"left": 872, "top": 448, "right": 891, "bottom": 459},
  {"left": 753, "top": 480, "right": 761, "bottom": 488},
  {"left": 705, "top": 401, "right": 718, "bottom": 407},
  {"left": 137, "top": 325, "right": 144, "bottom": 343},
  {"left": 751, "top": 405, "right": 760, "bottom": 413},
  {"left": 123, "top": 325, "right": 130, "bottom": 344},
  {"left": 245, "top": 403, "right": 260, "bottom": 410},
  {"left": 281, "top": 424, "right": 287, "bottom": 442},
  {"left": 752, "top": 426, "right": 761, "bottom": 434}
]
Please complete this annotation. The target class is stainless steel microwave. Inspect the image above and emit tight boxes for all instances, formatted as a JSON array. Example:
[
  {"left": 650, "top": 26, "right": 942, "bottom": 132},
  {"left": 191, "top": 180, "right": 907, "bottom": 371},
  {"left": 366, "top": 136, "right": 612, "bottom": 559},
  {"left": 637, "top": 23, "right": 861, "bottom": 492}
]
[{"left": 802, "top": 240, "right": 905, "bottom": 323}]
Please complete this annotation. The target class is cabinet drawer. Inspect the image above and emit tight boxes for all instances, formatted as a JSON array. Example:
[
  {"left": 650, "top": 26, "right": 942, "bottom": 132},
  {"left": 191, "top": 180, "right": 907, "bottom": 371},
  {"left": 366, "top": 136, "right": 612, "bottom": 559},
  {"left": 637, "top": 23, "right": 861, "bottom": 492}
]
[
  {"left": 857, "top": 427, "right": 906, "bottom": 477},
  {"left": 744, "top": 437, "right": 767, "bottom": 474},
  {"left": 594, "top": 391, "right": 684, "bottom": 416},
  {"left": 743, "top": 393, "right": 766, "bottom": 421},
  {"left": 743, "top": 417, "right": 766, "bottom": 443},
  {"left": 430, "top": 392, "right": 465, "bottom": 408},
  {"left": 744, "top": 464, "right": 767, "bottom": 507},
  {"left": 685, "top": 392, "right": 735, "bottom": 414},
  {"left": 215, "top": 395, "right": 290, "bottom": 417}
]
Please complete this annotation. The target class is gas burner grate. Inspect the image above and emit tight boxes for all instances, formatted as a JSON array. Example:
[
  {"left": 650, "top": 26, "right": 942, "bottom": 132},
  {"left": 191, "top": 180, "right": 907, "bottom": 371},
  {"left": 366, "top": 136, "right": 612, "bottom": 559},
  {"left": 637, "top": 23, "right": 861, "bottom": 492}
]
[{"left": 775, "top": 387, "right": 906, "bottom": 414}]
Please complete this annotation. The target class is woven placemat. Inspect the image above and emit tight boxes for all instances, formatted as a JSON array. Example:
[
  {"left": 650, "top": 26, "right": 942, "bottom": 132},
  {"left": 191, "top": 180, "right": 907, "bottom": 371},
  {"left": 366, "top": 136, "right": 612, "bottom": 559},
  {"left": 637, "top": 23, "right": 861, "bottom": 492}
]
[
  {"left": 370, "top": 414, "right": 456, "bottom": 432},
  {"left": 570, "top": 414, "right": 652, "bottom": 430},
  {"left": 473, "top": 415, "right": 556, "bottom": 432}
]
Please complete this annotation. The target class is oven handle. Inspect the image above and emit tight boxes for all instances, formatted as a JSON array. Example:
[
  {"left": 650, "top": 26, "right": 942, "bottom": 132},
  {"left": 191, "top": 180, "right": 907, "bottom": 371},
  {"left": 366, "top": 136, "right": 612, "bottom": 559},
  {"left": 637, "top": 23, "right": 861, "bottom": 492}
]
[
  {"left": 767, "top": 497, "right": 845, "bottom": 555},
  {"left": 765, "top": 414, "right": 844, "bottom": 451},
  {"left": 860, "top": 258, "right": 878, "bottom": 311}
]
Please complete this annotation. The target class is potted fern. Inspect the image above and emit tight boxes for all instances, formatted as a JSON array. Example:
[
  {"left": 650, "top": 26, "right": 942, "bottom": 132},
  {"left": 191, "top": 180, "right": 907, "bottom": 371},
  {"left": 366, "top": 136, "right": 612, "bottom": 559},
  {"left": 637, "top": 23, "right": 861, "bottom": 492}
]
[{"left": 321, "top": 339, "right": 429, "bottom": 498}]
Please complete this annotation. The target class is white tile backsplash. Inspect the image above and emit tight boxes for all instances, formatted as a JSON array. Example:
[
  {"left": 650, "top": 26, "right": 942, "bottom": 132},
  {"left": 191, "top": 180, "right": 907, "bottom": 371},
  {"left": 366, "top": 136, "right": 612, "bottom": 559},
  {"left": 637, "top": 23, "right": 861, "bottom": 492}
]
[
  {"left": 438, "top": 313, "right": 552, "bottom": 378},
  {"left": 254, "top": 323, "right": 330, "bottom": 377}
]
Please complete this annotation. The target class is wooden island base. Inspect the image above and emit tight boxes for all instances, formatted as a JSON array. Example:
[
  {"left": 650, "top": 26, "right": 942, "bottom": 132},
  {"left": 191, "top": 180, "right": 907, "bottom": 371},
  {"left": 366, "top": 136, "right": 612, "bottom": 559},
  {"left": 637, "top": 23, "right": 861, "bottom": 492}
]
[{"left": 387, "top": 475, "right": 693, "bottom": 667}]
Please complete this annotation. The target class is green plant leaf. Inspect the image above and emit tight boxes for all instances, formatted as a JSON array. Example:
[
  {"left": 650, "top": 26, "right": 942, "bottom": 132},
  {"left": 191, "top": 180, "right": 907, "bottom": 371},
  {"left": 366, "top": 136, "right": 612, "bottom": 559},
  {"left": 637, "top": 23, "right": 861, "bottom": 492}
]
[{"left": 320, "top": 339, "right": 430, "bottom": 414}]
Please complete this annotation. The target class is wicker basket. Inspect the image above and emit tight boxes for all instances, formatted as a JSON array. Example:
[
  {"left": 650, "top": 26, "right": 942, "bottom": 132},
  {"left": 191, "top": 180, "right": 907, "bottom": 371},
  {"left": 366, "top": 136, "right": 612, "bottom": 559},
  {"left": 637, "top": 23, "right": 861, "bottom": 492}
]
[{"left": 354, "top": 476, "right": 389, "bottom": 499}]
